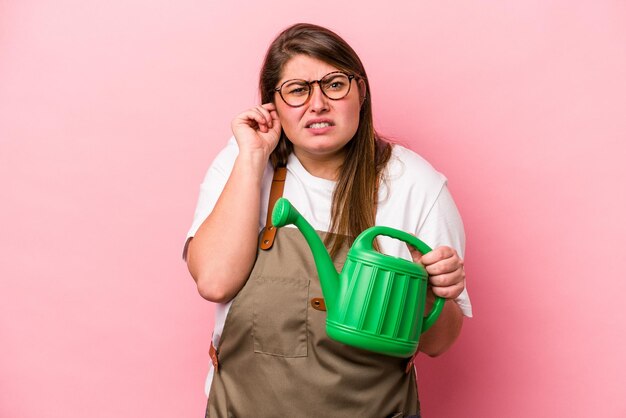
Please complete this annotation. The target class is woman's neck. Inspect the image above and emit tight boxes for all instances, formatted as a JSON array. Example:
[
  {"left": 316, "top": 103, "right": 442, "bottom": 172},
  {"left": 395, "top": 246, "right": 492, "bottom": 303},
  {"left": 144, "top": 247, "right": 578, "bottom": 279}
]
[{"left": 292, "top": 148, "right": 345, "bottom": 181}]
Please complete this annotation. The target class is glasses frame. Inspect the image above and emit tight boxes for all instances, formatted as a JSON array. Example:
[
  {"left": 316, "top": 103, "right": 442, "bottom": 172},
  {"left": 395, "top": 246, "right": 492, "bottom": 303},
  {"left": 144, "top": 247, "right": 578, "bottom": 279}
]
[{"left": 274, "top": 71, "right": 356, "bottom": 108}]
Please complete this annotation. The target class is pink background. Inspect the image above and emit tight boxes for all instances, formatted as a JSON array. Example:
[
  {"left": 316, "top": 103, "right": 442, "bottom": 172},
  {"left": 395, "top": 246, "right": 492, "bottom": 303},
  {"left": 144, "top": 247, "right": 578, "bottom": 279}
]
[{"left": 2, "top": 1, "right": 625, "bottom": 417}]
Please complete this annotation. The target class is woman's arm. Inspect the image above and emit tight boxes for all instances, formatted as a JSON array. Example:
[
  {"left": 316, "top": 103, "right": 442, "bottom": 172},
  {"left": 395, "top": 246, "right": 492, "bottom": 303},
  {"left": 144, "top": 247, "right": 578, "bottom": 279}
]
[{"left": 186, "top": 103, "right": 281, "bottom": 303}]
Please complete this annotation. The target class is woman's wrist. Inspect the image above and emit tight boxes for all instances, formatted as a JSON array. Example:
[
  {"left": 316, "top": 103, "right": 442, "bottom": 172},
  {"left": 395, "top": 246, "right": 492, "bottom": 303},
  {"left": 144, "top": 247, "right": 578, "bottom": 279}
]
[{"left": 234, "top": 149, "right": 270, "bottom": 179}]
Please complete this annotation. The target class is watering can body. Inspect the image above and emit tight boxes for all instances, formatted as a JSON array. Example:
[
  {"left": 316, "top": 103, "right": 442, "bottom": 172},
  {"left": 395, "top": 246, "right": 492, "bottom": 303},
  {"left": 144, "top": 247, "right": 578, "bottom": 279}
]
[{"left": 272, "top": 198, "right": 445, "bottom": 358}]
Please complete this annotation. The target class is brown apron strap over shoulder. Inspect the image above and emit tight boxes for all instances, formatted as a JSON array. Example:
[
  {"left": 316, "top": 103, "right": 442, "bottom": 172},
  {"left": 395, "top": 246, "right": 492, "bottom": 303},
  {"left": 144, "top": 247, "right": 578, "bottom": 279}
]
[
  {"left": 260, "top": 166, "right": 287, "bottom": 250},
  {"left": 209, "top": 341, "right": 219, "bottom": 372}
]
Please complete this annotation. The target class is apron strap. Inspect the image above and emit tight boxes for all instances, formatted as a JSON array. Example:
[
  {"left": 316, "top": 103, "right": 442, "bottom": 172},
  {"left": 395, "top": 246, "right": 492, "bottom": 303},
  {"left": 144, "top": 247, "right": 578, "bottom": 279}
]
[
  {"left": 209, "top": 341, "right": 219, "bottom": 372},
  {"left": 260, "top": 166, "right": 287, "bottom": 250}
]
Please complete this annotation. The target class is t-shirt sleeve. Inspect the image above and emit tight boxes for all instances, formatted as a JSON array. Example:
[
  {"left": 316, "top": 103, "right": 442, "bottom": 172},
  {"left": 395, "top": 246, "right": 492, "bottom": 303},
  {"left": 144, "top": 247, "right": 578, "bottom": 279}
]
[
  {"left": 182, "top": 138, "right": 239, "bottom": 259},
  {"left": 417, "top": 184, "right": 473, "bottom": 317}
]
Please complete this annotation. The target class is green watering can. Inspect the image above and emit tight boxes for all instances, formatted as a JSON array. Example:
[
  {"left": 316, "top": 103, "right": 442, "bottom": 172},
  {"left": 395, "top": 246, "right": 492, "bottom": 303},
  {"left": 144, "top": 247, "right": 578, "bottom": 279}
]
[{"left": 272, "top": 198, "right": 445, "bottom": 358}]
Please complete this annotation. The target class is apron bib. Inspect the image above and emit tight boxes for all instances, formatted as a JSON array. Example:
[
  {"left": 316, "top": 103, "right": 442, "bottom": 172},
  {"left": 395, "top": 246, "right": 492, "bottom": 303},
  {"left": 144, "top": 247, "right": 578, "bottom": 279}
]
[{"left": 206, "top": 168, "right": 420, "bottom": 418}]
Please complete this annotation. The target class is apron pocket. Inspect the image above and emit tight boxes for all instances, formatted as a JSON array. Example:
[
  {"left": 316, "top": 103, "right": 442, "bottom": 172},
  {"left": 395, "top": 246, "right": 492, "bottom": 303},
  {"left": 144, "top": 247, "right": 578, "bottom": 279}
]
[{"left": 253, "top": 276, "right": 309, "bottom": 357}]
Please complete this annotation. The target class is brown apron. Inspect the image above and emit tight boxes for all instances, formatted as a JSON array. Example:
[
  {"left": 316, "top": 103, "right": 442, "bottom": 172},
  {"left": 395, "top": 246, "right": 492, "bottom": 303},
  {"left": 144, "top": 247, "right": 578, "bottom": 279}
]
[{"left": 206, "top": 167, "right": 420, "bottom": 418}]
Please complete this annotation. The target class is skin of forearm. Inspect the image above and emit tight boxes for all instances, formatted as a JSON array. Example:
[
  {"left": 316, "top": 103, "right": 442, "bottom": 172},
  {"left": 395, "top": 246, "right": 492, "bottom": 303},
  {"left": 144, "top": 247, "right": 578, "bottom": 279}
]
[
  {"left": 418, "top": 292, "right": 464, "bottom": 357},
  {"left": 187, "top": 151, "right": 268, "bottom": 303}
]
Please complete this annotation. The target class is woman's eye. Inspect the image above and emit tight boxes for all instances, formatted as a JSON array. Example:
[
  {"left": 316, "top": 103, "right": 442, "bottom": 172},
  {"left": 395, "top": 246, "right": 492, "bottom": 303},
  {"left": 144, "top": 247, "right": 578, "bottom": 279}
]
[
  {"left": 323, "top": 76, "right": 348, "bottom": 90},
  {"left": 287, "top": 85, "right": 309, "bottom": 96},
  {"left": 328, "top": 81, "right": 344, "bottom": 89}
]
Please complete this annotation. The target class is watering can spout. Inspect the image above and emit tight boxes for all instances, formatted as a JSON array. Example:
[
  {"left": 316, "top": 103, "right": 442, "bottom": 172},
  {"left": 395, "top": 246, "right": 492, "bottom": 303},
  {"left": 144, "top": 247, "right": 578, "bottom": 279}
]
[{"left": 272, "top": 198, "right": 339, "bottom": 309}]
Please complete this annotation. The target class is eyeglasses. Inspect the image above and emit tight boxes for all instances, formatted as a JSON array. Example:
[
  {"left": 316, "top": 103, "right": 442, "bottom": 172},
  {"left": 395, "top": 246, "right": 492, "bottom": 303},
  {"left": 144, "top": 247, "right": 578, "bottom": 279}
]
[{"left": 274, "top": 71, "right": 356, "bottom": 107}]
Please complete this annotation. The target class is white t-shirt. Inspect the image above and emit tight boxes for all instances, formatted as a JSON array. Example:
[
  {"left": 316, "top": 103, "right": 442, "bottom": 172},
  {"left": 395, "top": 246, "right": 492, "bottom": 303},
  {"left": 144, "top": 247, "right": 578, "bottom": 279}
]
[{"left": 186, "top": 137, "right": 472, "bottom": 394}]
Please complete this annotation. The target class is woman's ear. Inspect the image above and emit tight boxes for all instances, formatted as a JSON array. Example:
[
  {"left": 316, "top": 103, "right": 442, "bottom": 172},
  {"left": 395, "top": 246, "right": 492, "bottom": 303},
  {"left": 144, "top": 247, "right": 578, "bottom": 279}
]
[{"left": 358, "top": 79, "right": 367, "bottom": 105}]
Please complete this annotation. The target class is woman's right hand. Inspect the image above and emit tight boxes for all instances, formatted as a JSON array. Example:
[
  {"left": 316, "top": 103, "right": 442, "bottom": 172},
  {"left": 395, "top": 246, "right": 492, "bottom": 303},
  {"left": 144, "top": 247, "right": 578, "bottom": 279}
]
[{"left": 231, "top": 103, "right": 282, "bottom": 159}]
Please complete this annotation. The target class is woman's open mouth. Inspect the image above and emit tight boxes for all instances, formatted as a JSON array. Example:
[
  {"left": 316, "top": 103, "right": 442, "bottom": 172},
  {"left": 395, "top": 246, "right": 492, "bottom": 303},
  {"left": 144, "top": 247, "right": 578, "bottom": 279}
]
[{"left": 305, "top": 119, "right": 334, "bottom": 133}]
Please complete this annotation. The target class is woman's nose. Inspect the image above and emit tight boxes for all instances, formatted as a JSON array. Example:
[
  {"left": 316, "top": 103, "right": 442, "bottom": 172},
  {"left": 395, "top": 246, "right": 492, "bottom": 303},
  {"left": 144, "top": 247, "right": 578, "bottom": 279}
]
[{"left": 308, "top": 83, "right": 329, "bottom": 112}]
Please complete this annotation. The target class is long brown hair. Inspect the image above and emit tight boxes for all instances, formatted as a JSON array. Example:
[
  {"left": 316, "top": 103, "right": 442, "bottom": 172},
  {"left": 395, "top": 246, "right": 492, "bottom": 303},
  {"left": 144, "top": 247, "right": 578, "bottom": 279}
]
[{"left": 259, "top": 23, "right": 392, "bottom": 258}]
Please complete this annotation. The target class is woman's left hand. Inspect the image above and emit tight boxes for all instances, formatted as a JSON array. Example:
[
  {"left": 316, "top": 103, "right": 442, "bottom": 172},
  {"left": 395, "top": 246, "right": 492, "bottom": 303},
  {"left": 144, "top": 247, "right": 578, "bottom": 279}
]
[{"left": 409, "top": 246, "right": 465, "bottom": 300}]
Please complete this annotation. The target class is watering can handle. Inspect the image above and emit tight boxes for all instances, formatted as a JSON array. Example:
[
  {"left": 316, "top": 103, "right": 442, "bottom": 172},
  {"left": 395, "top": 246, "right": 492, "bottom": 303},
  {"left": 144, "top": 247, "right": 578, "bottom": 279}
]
[{"left": 354, "top": 226, "right": 445, "bottom": 334}]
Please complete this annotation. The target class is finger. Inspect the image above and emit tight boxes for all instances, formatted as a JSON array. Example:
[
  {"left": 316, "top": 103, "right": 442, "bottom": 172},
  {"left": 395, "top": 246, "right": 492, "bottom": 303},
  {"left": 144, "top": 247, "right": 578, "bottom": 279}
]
[
  {"left": 254, "top": 105, "right": 273, "bottom": 129},
  {"left": 431, "top": 279, "right": 465, "bottom": 300},
  {"left": 235, "top": 109, "right": 267, "bottom": 128},
  {"left": 249, "top": 109, "right": 269, "bottom": 132},
  {"left": 269, "top": 109, "right": 280, "bottom": 123},
  {"left": 269, "top": 111, "right": 282, "bottom": 135},
  {"left": 260, "top": 102, "right": 277, "bottom": 112},
  {"left": 407, "top": 243, "right": 423, "bottom": 263},
  {"left": 419, "top": 246, "right": 456, "bottom": 266},
  {"left": 424, "top": 255, "right": 463, "bottom": 276},
  {"left": 239, "top": 108, "right": 269, "bottom": 133},
  {"left": 428, "top": 266, "right": 465, "bottom": 287}
]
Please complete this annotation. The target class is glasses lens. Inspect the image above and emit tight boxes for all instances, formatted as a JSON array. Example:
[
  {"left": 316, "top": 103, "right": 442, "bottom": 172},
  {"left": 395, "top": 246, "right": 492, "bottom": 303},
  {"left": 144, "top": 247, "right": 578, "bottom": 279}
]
[
  {"left": 321, "top": 73, "right": 351, "bottom": 99},
  {"left": 280, "top": 80, "right": 310, "bottom": 107}
]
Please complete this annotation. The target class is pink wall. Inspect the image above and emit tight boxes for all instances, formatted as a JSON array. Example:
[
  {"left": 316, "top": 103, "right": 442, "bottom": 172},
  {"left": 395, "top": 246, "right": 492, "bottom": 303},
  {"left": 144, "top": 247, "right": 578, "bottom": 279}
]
[{"left": 2, "top": 1, "right": 625, "bottom": 417}]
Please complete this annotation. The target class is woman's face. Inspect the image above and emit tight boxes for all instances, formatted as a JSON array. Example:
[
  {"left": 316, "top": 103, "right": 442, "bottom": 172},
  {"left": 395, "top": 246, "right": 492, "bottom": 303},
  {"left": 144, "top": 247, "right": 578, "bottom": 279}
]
[{"left": 274, "top": 55, "right": 362, "bottom": 164}]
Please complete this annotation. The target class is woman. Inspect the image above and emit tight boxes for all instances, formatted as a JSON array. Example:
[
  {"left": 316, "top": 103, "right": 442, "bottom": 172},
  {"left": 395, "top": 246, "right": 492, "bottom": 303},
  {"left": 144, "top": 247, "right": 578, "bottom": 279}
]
[{"left": 185, "top": 23, "right": 472, "bottom": 418}]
